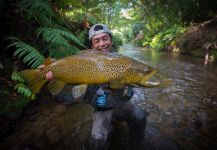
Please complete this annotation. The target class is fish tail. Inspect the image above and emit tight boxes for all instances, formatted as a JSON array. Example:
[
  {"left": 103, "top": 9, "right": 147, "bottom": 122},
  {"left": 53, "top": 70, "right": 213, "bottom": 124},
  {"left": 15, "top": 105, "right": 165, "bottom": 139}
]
[{"left": 19, "top": 69, "right": 47, "bottom": 94}]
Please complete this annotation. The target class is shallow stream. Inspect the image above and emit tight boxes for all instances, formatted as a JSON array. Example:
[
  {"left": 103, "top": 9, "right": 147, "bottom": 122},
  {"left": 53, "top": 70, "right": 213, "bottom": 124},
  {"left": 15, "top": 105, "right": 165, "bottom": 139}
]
[{"left": 120, "top": 44, "right": 217, "bottom": 150}]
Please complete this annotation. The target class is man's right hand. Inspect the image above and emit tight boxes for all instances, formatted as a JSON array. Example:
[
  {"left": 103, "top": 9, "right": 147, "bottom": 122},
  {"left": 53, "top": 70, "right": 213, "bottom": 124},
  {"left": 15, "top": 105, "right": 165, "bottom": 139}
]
[
  {"left": 38, "top": 65, "right": 54, "bottom": 81},
  {"left": 46, "top": 71, "right": 54, "bottom": 81}
]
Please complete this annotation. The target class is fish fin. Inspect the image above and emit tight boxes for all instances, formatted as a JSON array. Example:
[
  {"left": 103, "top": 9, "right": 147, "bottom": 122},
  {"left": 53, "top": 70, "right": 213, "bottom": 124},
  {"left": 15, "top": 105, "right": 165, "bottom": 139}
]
[
  {"left": 47, "top": 79, "right": 65, "bottom": 95},
  {"left": 43, "top": 58, "right": 57, "bottom": 66},
  {"left": 72, "top": 85, "right": 88, "bottom": 98},
  {"left": 109, "top": 80, "right": 125, "bottom": 89},
  {"left": 19, "top": 69, "right": 47, "bottom": 94}
]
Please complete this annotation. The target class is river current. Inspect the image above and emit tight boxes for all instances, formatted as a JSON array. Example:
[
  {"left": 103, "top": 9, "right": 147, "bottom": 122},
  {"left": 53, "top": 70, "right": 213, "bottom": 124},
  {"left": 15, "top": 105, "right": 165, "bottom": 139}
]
[{"left": 119, "top": 44, "right": 217, "bottom": 150}]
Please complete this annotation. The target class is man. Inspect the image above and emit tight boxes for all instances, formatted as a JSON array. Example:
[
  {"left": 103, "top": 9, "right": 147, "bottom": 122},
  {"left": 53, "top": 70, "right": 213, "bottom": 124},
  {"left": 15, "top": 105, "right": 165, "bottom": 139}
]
[{"left": 42, "top": 24, "right": 148, "bottom": 150}]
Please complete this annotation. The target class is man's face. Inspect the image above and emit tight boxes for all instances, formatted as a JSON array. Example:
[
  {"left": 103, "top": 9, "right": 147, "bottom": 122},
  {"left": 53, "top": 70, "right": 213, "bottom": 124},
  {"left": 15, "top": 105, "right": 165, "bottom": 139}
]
[{"left": 91, "top": 33, "right": 112, "bottom": 52}]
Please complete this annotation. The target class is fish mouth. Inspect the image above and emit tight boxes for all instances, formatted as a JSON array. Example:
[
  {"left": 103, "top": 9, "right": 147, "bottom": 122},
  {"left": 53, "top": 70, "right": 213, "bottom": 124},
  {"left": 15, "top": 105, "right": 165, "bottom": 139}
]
[
  {"left": 143, "top": 81, "right": 160, "bottom": 87},
  {"left": 140, "top": 69, "right": 160, "bottom": 87}
]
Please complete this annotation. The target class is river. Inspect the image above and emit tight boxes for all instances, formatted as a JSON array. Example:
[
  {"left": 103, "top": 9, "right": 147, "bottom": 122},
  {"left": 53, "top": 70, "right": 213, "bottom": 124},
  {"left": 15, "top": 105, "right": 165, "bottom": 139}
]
[{"left": 119, "top": 44, "right": 217, "bottom": 150}]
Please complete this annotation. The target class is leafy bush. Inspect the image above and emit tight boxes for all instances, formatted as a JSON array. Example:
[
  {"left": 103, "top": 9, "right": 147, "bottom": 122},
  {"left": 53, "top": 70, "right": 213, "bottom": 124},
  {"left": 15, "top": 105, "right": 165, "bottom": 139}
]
[
  {"left": 149, "top": 25, "right": 186, "bottom": 50},
  {"left": 112, "top": 34, "right": 123, "bottom": 50}
]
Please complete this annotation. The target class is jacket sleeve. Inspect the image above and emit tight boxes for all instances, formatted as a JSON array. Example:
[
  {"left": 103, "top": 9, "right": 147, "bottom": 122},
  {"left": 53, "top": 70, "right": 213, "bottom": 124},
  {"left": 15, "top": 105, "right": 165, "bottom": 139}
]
[
  {"left": 109, "top": 86, "right": 134, "bottom": 101},
  {"left": 83, "top": 85, "right": 99, "bottom": 107}
]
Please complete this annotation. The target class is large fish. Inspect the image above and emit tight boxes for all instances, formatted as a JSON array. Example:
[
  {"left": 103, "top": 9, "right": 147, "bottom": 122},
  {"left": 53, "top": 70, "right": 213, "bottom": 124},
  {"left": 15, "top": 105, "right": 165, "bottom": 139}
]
[{"left": 19, "top": 50, "right": 160, "bottom": 95}]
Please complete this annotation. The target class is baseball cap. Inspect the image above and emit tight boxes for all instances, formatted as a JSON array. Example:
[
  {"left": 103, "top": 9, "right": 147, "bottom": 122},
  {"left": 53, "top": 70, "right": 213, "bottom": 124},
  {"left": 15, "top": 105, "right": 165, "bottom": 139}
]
[{"left": 88, "top": 23, "right": 112, "bottom": 41}]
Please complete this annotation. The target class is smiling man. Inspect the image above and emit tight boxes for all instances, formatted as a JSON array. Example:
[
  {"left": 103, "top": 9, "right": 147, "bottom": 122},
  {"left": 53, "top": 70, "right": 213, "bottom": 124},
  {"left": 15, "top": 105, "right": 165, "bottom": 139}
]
[
  {"left": 85, "top": 24, "right": 148, "bottom": 150},
  {"left": 89, "top": 24, "right": 113, "bottom": 53},
  {"left": 41, "top": 24, "right": 148, "bottom": 150}
]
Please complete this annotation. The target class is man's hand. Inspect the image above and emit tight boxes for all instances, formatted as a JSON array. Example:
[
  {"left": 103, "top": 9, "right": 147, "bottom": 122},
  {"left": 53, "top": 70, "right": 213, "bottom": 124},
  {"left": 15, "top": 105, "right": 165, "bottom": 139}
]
[
  {"left": 46, "top": 71, "right": 54, "bottom": 81},
  {"left": 38, "top": 65, "right": 54, "bottom": 81}
]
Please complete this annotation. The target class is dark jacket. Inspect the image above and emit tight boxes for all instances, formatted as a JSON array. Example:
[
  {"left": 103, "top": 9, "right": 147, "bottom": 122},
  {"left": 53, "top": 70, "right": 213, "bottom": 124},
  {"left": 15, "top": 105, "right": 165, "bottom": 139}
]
[{"left": 83, "top": 85, "right": 134, "bottom": 110}]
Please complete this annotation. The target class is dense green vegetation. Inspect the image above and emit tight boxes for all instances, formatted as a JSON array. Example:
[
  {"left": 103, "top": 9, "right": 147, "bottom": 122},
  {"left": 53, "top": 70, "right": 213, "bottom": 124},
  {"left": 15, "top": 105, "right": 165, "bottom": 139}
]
[
  {"left": 2, "top": 0, "right": 217, "bottom": 62},
  {"left": 0, "top": 0, "right": 217, "bottom": 116}
]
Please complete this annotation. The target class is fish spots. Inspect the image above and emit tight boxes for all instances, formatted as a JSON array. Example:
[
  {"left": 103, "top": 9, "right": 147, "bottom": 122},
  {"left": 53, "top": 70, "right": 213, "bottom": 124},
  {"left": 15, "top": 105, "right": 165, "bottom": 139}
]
[
  {"left": 96, "top": 62, "right": 105, "bottom": 71},
  {"left": 41, "top": 50, "right": 157, "bottom": 86}
]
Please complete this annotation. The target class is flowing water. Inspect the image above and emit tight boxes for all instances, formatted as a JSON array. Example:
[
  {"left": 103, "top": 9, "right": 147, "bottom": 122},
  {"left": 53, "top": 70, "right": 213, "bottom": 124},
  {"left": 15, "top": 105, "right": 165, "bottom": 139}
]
[{"left": 119, "top": 44, "right": 217, "bottom": 150}]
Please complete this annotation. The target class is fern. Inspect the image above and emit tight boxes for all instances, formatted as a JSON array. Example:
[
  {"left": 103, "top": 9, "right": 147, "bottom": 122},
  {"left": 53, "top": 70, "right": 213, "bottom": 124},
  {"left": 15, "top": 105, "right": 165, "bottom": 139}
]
[
  {"left": 37, "top": 27, "right": 85, "bottom": 47},
  {"left": 15, "top": 0, "right": 86, "bottom": 59},
  {"left": 37, "top": 27, "right": 71, "bottom": 47},
  {"left": 17, "top": 0, "right": 55, "bottom": 26},
  {"left": 11, "top": 71, "right": 36, "bottom": 100},
  {"left": 37, "top": 27, "right": 84, "bottom": 58},
  {"left": 11, "top": 72, "right": 25, "bottom": 83},
  {"left": 7, "top": 37, "right": 45, "bottom": 68},
  {"left": 14, "top": 83, "right": 36, "bottom": 100}
]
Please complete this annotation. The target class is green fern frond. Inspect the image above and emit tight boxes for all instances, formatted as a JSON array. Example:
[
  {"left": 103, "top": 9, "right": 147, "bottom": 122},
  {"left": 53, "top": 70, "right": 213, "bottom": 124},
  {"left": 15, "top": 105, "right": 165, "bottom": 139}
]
[
  {"left": 11, "top": 71, "right": 36, "bottom": 100},
  {"left": 49, "top": 48, "right": 68, "bottom": 59},
  {"left": 7, "top": 37, "right": 45, "bottom": 68},
  {"left": 37, "top": 27, "right": 86, "bottom": 48},
  {"left": 58, "top": 28, "right": 86, "bottom": 48},
  {"left": 11, "top": 72, "right": 25, "bottom": 83},
  {"left": 14, "top": 83, "right": 36, "bottom": 100},
  {"left": 37, "top": 27, "right": 71, "bottom": 46},
  {"left": 37, "top": 27, "right": 84, "bottom": 58},
  {"left": 18, "top": 0, "right": 54, "bottom": 26}
]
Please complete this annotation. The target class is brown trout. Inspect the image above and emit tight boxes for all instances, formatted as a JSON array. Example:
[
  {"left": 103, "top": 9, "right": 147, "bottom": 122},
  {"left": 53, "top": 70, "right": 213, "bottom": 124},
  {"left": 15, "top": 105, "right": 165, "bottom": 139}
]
[{"left": 19, "top": 50, "right": 160, "bottom": 95}]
